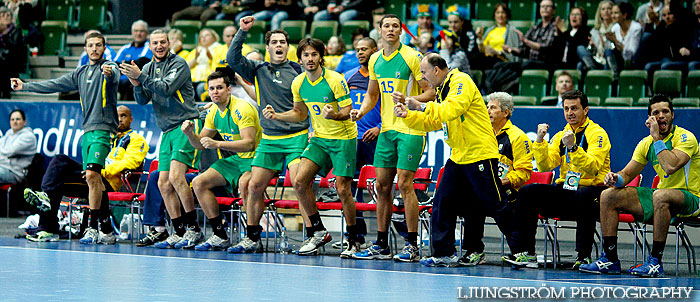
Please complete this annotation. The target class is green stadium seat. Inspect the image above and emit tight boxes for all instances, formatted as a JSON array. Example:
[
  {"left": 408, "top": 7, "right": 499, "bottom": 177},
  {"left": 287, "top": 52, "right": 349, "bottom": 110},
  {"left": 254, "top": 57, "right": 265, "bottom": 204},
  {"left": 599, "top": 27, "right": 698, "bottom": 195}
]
[
  {"left": 652, "top": 70, "right": 682, "bottom": 96},
  {"left": 583, "top": 70, "right": 613, "bottom": 103},
  {"left": 587, "top": 96, "right": 601, "bottom": 106},
  {"left": 603, "top": 97, "right": 633, "bottom": 107},
  {"left": 280, "top": 20, "right": 307, "bottom": 43},
  {"left": 40, "top": 21, "right": 68, "bottom": 55},
  {"left": 384, "top": 0, "right": 407, "bottom": 21},
  {"left": 310, "top": 21, "right": 338, "bottom": 42},
  {"left": 509, "top": 0, "right": 536, "bottom": 21},
  {"left": 45, "top": 0, "right": 75, "bottom": 26},
  {"left": 520, "top": 69, "right": 549, "bottom": 102},
  {"left": 618, "top": 70, "right": 647, "bottom": 99},
  {"left": 475, "top": 0, "right": 502, "bottom": 20},
  {"left": 205, "top": 20, "right": 234, "bottom": 41},
  {"left": 245, "top": 21, "right": 267, "bottom": 44},
  {"left": 576, "top": 0, "right": 598, "bottom": 22},
  {"left": 510, "top": 20, "right": 533, "bottom": 36},
  {"left": 686, "top": 70, "right": 700, "bottom": 98},
  {"left": 471, "top": 70, "right": 483, "bottom": 87},
  {"left": 552, "top": 0, "right": 571, "bottom": 20},
  {"left": 672, "top": 97, "right": 700, "bottom": 107},
  {"left": 173, "top": 20, "right": 202, "bottom": 45},
  {"left": 513, "top": 96, "right": 537, "bottom": 105},
  {"left": 248, "top": 43, "right": 266, "bottom": 54},
  {"left": 635, "top": 97, "right": 650, "bottom": 107},
  {"left": 77, "top": 0, "right": 110, "bottom": 31},
  {"left": 551, "top": 69, "right": 581, "bottom": 94},
  {"left": 340, "top": 20, "right": 369, "bottom": 48}
]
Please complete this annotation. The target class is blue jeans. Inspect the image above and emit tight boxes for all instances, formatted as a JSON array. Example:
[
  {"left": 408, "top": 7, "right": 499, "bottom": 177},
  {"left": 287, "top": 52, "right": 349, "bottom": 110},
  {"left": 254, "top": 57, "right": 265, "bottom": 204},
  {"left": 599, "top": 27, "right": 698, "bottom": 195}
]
[
  {"left": 142, "top": 170, "right": 198, "bottom": 226},
  {"left": 252, "top": 10, "right": 288, "bottom": 30},
  {"left": 313, "top": 9, "right": 359, "bottom": 25},
  {"left": 645, "top": 58, "right": 689, "bottom": 80},
  {"left": 690, "top": 61, "right": 700, "bottom": 70}
]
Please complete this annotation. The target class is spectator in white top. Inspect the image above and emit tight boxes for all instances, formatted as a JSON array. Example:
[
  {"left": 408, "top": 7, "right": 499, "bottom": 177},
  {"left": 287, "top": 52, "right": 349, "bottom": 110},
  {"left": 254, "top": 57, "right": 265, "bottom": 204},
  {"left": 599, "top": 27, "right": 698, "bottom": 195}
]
[
  {"left": 605, "top": 2, "right": 643, "bottom": 79},
  {"left": 0, "top": 109, "right": 37, "bottom": 184}
]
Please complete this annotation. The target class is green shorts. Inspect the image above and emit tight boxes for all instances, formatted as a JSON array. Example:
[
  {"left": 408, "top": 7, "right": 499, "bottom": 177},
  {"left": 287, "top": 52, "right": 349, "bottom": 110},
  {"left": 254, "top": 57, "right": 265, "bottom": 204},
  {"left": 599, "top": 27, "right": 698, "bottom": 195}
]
[
  {"left": 82, "top": 130, "right": 112, "bottom": 170},
  {"left": 635, "top": 187, "right": 700, "bottom": 223},
  {"left": 252, "top": 132, "right": 308, "bottom": 171},
  {"left": 301, "top": 137, "right": 357, "bottom": 177},
  {"left": 159, "top": 125, "right": 197, "bottom": 172},
  {"left": 210, "top": 156, "right": 252, "bottom": 192},
  {"left": 373, "top": 130, "right": 425, "bottom": 172}
]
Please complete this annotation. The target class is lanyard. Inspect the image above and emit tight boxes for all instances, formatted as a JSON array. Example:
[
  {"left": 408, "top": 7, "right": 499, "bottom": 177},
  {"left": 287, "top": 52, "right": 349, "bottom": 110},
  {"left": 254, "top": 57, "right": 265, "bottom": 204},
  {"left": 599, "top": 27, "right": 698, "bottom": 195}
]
[
  {"left": 565, "top": 125, "right": 587, "bottom": 164},
  {"left": 112, "top": 130, "right": 132, "bottom": 158}
]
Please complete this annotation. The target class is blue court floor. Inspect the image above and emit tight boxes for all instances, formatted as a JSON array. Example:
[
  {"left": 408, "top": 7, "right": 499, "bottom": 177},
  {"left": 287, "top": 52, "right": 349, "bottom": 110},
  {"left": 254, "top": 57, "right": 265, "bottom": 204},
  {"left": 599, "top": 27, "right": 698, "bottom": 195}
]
[{"left": 1, "top": 238, "right": 699, "bottom": 301}]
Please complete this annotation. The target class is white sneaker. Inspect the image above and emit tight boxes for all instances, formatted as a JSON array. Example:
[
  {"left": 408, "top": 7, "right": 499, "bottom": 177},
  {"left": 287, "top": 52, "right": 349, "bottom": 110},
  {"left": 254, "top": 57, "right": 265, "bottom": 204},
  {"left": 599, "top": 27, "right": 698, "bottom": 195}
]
[
  {"left": 340, "top": 241, "right": 362, "bottom": 258},
  {"left": 298, "top": 230, "right": 332, "bottom": 255},
  {"left": 175, "top": 228, "right": 203, "bottom": 249},
  {"left": 227, "top": 236, "right": 262, "bottom": 253},
  {"left": 98, "top": 231, "right": 117, "bottom": 245},
  {"left": 79, "top": 228, "right": 99, "bottom": 244},
  {"left": 154, "top": 233, "right": 184, "bottom": 249},
  {"left": 195, "top": 234, "right": 232, "bottom": 251}
]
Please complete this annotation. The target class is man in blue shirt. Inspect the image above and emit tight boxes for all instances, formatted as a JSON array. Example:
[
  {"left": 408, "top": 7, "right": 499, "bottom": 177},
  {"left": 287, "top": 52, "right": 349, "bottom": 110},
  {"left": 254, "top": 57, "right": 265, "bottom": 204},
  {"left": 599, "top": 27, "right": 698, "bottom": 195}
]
[
  {"left": 114, "top": 20, "right": 153, "bottom": 100},
  {"left": 335, "top": 28, "right": 367, "bottom": 74}
]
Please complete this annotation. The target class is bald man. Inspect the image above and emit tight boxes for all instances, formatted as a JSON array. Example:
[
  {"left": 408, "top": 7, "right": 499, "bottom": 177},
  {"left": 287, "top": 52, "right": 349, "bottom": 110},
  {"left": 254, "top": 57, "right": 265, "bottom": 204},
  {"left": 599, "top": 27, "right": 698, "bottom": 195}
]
[{"left": 25, "top": 105, "right": 149, "bottom": 242}]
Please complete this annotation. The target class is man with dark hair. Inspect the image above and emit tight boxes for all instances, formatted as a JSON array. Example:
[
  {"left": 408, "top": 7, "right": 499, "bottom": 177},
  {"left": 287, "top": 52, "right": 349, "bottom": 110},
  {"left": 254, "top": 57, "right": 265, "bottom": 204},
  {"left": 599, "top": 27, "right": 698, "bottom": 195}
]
[
  {"left": 226, "top": 16, "right": 306, "bottom": 253},
  {"left": 516, "top": 89, "right": 611, "bottom": 268},
  {"left": 0, "top": 109, "right": 36, "bottom": 184},
  {"left": 25, "top": 106, "right": 148, "bottom": 242},
  {"left": 183, "top": 71, "right": 262, "bottom": 251},
  {"left": 507, "top": 0, "right": 560, "bottom": 69},
  {"left": 580, "top": 95, "right": 700, "bottom": 277},
  {"left": 394, "top": 53, "right": 522, "bottom": 267},
  {"left": 264, "top": 37, "right": 360, "bottom": 256},
  {"left": 12, "top": 31, "right": 120, "bottom": 244},
  {"left": 350, "top": 14, "right": 435, "bottom": 262},
  {"left": 120, "top": 29, "right": 202, "bottom": 249}
]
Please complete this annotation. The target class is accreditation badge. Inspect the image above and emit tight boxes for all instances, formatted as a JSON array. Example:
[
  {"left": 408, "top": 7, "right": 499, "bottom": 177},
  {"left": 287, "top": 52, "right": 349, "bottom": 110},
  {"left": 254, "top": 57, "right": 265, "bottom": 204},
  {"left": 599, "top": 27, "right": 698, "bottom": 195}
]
[
  {"left": 563, "top": 171, "right": 582, "bottom": 191},
  {"left": 442, "top": 122, "right": 449, "bottom": 140},
  {"left": 497, "top": 162, "right": 510, "bottom": 178}
]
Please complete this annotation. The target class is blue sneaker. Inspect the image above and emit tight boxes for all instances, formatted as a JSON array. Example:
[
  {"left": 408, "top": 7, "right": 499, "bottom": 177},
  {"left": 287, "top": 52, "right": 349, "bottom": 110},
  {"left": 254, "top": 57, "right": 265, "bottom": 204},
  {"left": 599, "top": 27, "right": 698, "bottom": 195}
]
[
  {"left": 420, "top": 255, "right": 459, "bottom": 267},
  {"left": 154, "top": 233, "right": 184, "bottom": 249},
  {"left": 227, "top": 236, "right": 262, "bottom": 253},
  {"left": 393, "top": 242, "right": 419, "bottom": 262},
  {"left": 579, "top": 254, "right": 621, "bottom": 274},
  {"left": 79, "top": 228, "right": 98, "bottom": 244},
  {"left": 352, "top": 243, "right": 392, "bottom": 260},
  {"left": 174, "top": 228, "right": 203, "bottom": 249},
  {"left": 630, "top": 255, "right": 664, "bottom": 277}
]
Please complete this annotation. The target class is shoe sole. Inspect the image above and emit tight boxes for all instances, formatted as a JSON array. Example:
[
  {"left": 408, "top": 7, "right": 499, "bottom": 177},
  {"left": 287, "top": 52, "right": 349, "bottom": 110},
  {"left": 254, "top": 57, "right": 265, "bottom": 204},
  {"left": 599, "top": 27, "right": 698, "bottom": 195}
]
[
  {"left": 26, "top": 237, "right": 58, "bottom": 242},
  {"left": 579, "top": 268, "right": 621, "bottom": 275},
  {"left": 422, "top": 262, "right": 458, "bottom": 268},
  {"left": 458, "top": 258, "right": 486, "bottom": 267},
  {"left": 25, "top": 191, "right": 49, "bottom": 212},
  {"left": 630, "top": 271, "right": 661, "bottom": 277},
  {"left": 351, "top": 255, "right": 393, "bottom": 260},
  {"left": 393, "top": 256, "right": 419, "bottom": 262}
]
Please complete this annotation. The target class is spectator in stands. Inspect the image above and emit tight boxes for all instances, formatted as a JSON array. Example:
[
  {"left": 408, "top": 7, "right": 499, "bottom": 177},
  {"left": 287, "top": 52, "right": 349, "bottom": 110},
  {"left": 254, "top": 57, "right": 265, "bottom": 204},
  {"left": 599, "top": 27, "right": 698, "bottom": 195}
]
[
  {"left": 24, "top": 106, "right": 148, "bottom": 242},
  {"left": 324, "top": 35, "right": 345, "bottom": 70},
  {"left": 580, "top": 95, "right": 700, "bottom": 278},
  {"left": 246, "top": 50, "right": 263, "bottom": 61},
  {"left": 643, "top": 4, "right": 694, "bottom": 80},
  {"left": 172, "top": 0, "right": 228, "bottom": 24},
  {"left": 114, "top": 20, "right": 153, "bottom": 100},
  {"left": 369, "top": 12, "right": 384, "bottom": 48},
  {"left": 313, "top": 0, "right": 366, "bottom": 25},
  {"left": 637, "top": 0, "right": 664, "bottom": 27},
  {"left": 416, "top": 32, "right": 436, "bottom": 55},
  {"left": 579, "top": 1, "right": 615, "bottom": 72},
  {"left": 445, "top": 4, "right": 480, "bottom": 71},
  {"left": 518, "top": 90, "right": 611, "bottom": 269},
  {"left": 402, "top": 4, "right": 443, "bottom": 49},
  {"left": 476, "top": 4, "right": 522, "bottom": 69},
  {"left": 0, "top": 6, "right": 25, "bottom": 99},
  {"left": 465, "top": 92, "right": 533, "bottom": 267},
  {"left": 168, "top": 28, "right": 190, "bottom": 58},
  {"left": 507, "top": 0, "right": 559, "bottom": 69},
  {"left": 605, "top": 2, "right": 642, "bottom": 80},
  {"left": 438, "top": 29, "right": 470, "bottom": 75},
  {"left": 553, "top": 7, "right": 591, "bottom": 70},
  {"left": 0, "top": 109, "right": 36, "bottom": 184},
  {"left": 79, "top": 30, "right": 117, "bottom": 66},
  {"left": 186, "top": 28, "right": 222, "bottom": 100},
  {"left": 213, "top": 26, "right": 256, "bottom": 69},
  {"left": 297, "top": 0, "right": 330, "bottom": 25},
  {"left": 335, "top": 27, "right": 367, "bottom": 74},
  {"left": 247, "top": 0, "right": 288, "bottom": 31},
  {"left": 691, "top": 0, "right": 700, "bottom": 70},
  {"left": 542, "top": 71, "right": 575, "bottom": 106}
]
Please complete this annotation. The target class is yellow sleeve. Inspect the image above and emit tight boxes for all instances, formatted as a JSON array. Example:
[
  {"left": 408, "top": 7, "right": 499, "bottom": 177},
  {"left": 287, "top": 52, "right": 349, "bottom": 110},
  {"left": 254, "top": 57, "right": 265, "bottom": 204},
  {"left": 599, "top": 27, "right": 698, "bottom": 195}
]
[
  {"left": 404, "top": 110, "right": 442, "bottom": 133},
  {"left": 103, "top": 134, "right": 149, "bottom": 177},
  {"left": 674, "top": 131, "right": 699, "bottom": 159},
  {"left": 331, "top": 73, "right": 351, "bottom": 107},
  {"left": 403, "top": 48, "right": 423, "bottom": 81},
  {"left": 422, "top": 78, "right": 472, "bottom": 123},
  {"left": 233, "top": 99, "right": 257, "bottom": 129},
  {"left": 569, "top": 127, "right": 611, "bottom": 176},
  {"left": 533, "top": 131, "right": 563, "bottom": 172},
  {"left": 291, "top": 75, "right": 304, "bottom": 103},
  {"left": 368, "top": 53, "right": 379, "bottom": 81},
  {"left": 508, "top": 132, "right": 534, "bottom": 188},
  {"left": 631, "top": 137, "right": 651, "bottom": 165},
  {"left": 203, "top": 106, "right": 217, "bottom": 130}
]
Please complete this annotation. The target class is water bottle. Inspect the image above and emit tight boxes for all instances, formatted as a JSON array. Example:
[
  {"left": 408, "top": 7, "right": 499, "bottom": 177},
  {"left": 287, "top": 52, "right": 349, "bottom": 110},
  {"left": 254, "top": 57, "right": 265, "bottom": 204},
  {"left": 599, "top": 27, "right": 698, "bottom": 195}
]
[
  {"left": 119, "top": 214, "right": 130, "bottom": 240},
  {"left": 279, "top": 227, "right": 290, "bottom": 254}
]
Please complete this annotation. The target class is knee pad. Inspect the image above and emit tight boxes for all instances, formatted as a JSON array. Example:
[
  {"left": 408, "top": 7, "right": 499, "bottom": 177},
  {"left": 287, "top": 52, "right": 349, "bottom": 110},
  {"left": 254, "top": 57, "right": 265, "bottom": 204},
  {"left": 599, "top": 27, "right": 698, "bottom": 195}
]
[{"left": 85, "top": 163, "right": 103, "bottom": 173}]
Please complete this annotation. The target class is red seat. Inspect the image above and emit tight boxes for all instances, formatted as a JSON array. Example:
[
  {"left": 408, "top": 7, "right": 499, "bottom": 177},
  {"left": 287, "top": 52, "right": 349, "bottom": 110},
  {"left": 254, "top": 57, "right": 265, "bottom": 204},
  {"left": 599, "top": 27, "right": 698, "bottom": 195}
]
[
  {"left": 619, "top": 213, "right": 636, "bottom": 223},
  {"left": 627, "top": 175, "right": 642, "bottom": 187},
  {"left": 274, "top": 199, "right": 299, "bottom": 209},
  {"left": 107, "top": 192, "right": 142, "bottom": 202},
  {"left": 652, "top": 175, "right": 660, "bottom": 189},
  {"left": 316, "top": 202, "right": 343, "bottom": 210},
  {"left": 319, "top": 169, "right": 335, "bottom": 189},
  {"left": 217, "top": 197, "right": 240, "bottom": 206},
  {"left": 394, "top": 167, "right": 432, "bottom": 191},
  {"left": 524, "top": 171, "right": 554, "bottom": 186}
]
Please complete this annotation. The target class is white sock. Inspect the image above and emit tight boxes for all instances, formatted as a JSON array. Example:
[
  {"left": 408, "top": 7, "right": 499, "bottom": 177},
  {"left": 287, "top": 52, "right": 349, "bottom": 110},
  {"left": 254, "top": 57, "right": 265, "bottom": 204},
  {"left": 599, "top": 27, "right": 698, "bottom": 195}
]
[{"left": 155, "top": 226, "right": 166, "bottom": 233}]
